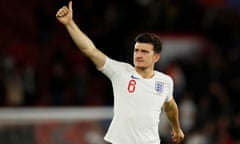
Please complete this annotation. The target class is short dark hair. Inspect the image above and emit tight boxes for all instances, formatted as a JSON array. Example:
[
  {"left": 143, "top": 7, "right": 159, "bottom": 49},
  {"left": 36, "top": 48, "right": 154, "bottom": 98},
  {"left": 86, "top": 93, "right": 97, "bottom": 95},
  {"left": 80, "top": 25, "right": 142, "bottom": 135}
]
[{"left": 134, "top": 33, "right": 162, "bottom": 53}]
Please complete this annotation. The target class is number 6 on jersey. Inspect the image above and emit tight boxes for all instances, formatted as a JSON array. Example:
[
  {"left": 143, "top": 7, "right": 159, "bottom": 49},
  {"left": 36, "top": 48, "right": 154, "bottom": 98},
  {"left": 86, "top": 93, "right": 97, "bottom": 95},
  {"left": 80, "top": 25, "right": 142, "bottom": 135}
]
[{"left": 128, "top": 80, "right": 136, "bottom": 93}]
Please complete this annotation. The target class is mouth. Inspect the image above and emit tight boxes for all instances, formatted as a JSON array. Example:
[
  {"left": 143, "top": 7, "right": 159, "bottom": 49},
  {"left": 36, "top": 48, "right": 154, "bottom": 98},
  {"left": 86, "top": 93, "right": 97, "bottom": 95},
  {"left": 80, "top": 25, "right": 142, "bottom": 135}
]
[{"left": 135, "top": 59, "right": 144, "bottom": 62}]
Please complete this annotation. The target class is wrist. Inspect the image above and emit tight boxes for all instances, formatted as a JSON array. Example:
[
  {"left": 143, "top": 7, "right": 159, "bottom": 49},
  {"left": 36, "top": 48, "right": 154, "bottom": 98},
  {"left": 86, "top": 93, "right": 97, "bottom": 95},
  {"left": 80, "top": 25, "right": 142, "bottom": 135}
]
[
  {"left": 64, "top": 19, "right": 75, "bottom": 27},
  {"left": 172, "top": 127, "right": 182, "bottom": 132}
]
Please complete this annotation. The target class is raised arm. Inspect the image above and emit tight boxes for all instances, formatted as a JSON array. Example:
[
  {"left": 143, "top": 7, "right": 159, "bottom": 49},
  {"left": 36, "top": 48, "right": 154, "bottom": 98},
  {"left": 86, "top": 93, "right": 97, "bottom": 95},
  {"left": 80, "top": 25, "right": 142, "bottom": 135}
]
[
  {"left": 56, "top": 1, "right": 106, "bottom": 69},
  {"left": 163, "top": 98, "right": 184, "bottom": 143}
]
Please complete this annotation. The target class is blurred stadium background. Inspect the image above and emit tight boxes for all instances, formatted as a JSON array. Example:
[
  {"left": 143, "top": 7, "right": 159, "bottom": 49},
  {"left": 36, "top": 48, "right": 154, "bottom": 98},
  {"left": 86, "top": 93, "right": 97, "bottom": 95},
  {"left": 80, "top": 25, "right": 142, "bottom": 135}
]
[{"left": 0, "top": 0, "right": 239, "bottom": 143}]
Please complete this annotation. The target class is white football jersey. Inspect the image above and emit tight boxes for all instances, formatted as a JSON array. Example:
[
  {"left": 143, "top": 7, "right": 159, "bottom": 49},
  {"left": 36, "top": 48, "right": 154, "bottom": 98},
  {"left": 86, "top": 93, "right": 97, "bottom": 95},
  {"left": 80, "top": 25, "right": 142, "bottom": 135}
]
[{"left": 99, "top": 57, "right": 173, "bottom": 144}]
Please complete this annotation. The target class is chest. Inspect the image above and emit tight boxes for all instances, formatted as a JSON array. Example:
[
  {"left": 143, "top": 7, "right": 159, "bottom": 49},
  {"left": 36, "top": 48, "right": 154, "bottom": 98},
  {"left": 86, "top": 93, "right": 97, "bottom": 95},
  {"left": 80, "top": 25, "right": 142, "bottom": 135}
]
[{"left": 113, "top": 74, "right": 170, "bottom": 110}]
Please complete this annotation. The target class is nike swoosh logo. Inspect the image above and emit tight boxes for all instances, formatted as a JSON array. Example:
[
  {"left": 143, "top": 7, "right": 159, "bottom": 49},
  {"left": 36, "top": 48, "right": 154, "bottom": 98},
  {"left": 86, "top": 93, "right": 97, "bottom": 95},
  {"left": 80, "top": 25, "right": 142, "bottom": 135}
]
[{"left": 131, "top": 75, "right": 139, "bottom": 79}]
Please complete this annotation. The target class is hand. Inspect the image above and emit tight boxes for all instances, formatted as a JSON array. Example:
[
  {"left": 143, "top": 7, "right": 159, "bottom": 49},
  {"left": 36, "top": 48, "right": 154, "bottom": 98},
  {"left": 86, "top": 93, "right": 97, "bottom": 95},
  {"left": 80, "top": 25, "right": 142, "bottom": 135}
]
[
  {"left": 171, "top": 129, "right": 184, "bottom": 144},
  {"left": 56, "top": 1, "right": 73, "bottom": 25}
]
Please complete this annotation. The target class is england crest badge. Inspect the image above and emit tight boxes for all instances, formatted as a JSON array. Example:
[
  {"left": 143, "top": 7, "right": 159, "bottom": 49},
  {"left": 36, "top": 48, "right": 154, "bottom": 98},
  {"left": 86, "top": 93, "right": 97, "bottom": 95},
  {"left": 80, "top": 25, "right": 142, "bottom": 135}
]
[{"left": 155, "top": 81, "right": 164, "bottom": 93}]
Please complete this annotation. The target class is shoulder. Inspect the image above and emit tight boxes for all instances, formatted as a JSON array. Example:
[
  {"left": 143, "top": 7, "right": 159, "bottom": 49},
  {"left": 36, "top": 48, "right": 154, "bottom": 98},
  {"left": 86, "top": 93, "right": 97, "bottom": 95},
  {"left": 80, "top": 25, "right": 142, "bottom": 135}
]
[
  {"left": 99, "top": 57, "right": 134, "bottom": 74},
  {"left": 154, "top": 71, "right": 174, "bottom": 84},
  {"left": 109, "top": 57, "right": 134, "bottom": 69},
  {"left": 99, "top": 57, "right": 127, "bottom": 69}
]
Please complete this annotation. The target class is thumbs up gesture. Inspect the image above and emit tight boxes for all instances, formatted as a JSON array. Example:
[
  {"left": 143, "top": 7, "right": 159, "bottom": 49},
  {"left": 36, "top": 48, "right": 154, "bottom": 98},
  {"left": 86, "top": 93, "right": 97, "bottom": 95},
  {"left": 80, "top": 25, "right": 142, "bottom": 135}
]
[{"left": 56, "top": 1, "right": 73, "bottom": 25}]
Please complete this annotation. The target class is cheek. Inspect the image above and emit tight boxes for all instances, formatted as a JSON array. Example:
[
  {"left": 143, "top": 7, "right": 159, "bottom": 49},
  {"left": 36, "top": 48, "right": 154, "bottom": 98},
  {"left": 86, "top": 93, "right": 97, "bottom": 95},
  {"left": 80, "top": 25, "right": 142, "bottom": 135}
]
[
  {"left": 145, "top": 56, "right": 155, "bottom": 64},
  {"left": 133, "top": 53, "right": 136, "bottom": 58},
  {"left": 148, "top": 55, "right": 156, "bottom": 60},
  {"left": 133, "top": 54, "right": 137, "bottom": 62}
]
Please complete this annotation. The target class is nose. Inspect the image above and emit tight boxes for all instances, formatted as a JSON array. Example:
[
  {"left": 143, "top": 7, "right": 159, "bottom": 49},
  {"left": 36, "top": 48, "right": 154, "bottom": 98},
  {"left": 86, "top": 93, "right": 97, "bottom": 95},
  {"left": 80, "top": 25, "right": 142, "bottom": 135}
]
[
  {"left": 134, "top": 54, "right": 143, "bottom": 62},
  {"left": 135, "top": 51, "right": 143, "bottom": 57}
]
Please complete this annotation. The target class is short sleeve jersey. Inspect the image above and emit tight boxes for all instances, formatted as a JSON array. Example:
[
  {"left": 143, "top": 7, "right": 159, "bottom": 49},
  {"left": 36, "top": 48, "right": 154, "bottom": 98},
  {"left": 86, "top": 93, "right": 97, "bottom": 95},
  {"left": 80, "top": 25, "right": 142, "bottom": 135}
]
[{"left": 99, "top": 57, "right": 174, "bottom": 144}]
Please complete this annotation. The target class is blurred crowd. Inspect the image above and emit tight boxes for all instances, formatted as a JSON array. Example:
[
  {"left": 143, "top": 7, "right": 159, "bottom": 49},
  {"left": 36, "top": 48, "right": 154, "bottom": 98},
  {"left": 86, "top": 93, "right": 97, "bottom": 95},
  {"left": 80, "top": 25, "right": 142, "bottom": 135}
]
[{"left": 0, "top": 0, "right": 240, "bottom": 143}]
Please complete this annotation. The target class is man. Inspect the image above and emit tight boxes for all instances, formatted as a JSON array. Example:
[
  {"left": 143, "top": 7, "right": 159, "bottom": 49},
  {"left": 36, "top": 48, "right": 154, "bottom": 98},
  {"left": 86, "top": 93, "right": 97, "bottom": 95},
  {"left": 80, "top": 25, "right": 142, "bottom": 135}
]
[{"left": 56, "top": 1, "right": 184, "bottom": 144}]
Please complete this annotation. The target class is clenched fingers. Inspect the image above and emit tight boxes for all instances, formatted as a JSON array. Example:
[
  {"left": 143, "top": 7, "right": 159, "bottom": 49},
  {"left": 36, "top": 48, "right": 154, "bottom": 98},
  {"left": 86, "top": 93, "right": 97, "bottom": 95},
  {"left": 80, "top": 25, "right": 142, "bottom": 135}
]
[{"left": 56, "top": 6, "right": 69, "bottom": 17}]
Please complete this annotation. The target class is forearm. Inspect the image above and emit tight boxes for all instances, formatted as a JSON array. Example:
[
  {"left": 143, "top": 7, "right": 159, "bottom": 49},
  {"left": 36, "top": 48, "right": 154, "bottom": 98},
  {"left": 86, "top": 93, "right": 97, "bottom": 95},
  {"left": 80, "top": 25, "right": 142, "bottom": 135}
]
[
  {"left": 64, "top": 20, "right": 106, "bottom": 68},
  {"left": 65, "top": 20, "right": 96, "bottom": 56},
  {"left": 164, "top": 100, "right": 181, "bottom": 131}
]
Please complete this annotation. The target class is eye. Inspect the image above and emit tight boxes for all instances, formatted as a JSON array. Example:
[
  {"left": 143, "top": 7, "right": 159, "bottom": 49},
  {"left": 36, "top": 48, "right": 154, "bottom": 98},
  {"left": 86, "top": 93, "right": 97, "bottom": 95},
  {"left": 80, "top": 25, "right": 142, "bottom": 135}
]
[{"left": 141, "top": 50, "right": 149, "bottom": 53}]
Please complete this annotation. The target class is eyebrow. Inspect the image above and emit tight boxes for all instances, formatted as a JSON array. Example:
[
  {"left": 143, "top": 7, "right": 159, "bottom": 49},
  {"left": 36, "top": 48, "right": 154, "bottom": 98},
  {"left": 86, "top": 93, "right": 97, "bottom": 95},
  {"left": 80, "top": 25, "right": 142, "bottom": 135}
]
[{"left": 134, "top": 48, "right": 150, "bottom": 53}]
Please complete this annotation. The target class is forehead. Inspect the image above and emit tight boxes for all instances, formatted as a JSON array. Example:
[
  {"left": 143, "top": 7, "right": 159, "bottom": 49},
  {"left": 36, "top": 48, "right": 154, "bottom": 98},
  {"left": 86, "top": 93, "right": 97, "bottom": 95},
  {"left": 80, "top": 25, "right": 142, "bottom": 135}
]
[{"left": 134, "top": 42, "right": 154, "bottom": 50}]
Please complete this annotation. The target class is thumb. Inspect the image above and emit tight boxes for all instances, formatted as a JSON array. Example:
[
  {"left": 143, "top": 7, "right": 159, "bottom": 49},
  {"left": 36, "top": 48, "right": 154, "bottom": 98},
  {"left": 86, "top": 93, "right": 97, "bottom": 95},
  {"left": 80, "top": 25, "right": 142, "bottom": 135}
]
[{"left": 68, "top": 1, "right": 72, "bottom": 10}]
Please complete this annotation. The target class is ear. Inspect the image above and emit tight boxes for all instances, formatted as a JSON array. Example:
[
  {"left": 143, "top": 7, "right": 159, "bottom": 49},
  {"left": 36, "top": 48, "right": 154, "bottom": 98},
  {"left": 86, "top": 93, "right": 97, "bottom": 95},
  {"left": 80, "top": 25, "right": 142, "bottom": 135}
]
[{"left": 154, "top": 53, "right": 160, "bottom": 63}]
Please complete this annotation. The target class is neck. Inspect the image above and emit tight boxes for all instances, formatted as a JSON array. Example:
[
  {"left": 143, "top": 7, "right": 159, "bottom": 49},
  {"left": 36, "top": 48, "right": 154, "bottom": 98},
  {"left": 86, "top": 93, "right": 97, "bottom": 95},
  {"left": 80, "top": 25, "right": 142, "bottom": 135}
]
[{"left": 135, "top": 67, "right": 155, "bottom": 79}]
